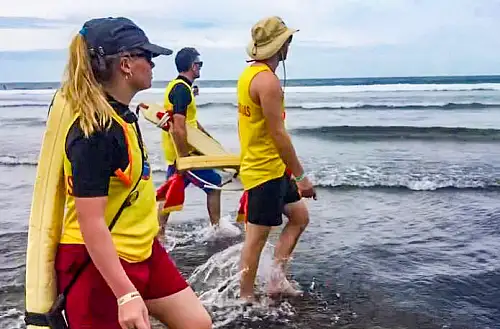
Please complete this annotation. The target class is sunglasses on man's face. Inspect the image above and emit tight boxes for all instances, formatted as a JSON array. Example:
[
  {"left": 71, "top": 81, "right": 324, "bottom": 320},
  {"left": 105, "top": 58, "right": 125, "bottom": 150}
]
[{"left": 193, "top": 61, "right": 203, "bottom": 68}]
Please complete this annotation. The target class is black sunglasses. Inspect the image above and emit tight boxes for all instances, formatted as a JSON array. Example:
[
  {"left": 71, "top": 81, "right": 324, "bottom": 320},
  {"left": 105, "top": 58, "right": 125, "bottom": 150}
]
[
  {"left": 126, "top": 51, "right": 153, "bottom": 63},
  {"left": 193, "top": 61, "right": 203, "bottom": 68}
]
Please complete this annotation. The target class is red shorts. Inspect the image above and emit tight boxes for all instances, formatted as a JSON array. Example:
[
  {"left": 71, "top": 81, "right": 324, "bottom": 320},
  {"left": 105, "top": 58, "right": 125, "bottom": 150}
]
[{"left": 55, "top": 239, "right": 189, "bottom": 329}]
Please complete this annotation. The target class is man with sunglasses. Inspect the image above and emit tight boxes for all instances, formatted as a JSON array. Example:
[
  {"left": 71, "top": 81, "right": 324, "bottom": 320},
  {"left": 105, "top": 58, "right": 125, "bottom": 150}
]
[{"left": 158, "top": 47, "right": 222, "bottom": 235}]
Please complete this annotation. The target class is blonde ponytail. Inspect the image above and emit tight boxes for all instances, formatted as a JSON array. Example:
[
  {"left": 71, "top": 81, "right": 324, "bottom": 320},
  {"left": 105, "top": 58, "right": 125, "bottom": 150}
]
[{"left": 60, "top": 34, "right": 114, "bottom": 137}]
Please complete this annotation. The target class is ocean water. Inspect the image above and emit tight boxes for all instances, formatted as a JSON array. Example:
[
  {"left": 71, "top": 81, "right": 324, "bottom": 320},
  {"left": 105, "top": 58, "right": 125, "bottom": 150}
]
[{"left": 1, "top": 75, "right": 500, "bottom": 328}]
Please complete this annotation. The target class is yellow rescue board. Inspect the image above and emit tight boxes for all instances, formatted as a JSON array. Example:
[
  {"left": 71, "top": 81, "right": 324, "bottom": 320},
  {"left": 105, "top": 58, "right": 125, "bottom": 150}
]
[
  {"left": 137, "top": 102, "right": 240, "bottom": 171},
  {"left": 25, "top": 90, "right": 71, "bottom": 328},
  {"left": 176, "top": 154, "right": 240, "bottom": 171}
]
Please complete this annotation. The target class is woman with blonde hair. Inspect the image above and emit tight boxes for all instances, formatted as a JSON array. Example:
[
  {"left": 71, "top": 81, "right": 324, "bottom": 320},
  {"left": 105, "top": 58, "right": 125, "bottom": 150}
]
[{"left": 41, "top": 17, "right": 211, "bottom": 329}]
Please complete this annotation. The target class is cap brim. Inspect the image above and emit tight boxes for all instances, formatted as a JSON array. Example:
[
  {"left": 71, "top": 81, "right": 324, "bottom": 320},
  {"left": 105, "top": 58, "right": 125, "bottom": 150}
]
[{"left": 140, "top": 42, "right": 173, "bottom": 57}]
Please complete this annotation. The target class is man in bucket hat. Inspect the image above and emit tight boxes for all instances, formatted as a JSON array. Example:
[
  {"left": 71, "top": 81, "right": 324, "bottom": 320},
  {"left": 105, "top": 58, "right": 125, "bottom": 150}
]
[{"left": 236, "top": 16, "right": 316, "bottom": 302}]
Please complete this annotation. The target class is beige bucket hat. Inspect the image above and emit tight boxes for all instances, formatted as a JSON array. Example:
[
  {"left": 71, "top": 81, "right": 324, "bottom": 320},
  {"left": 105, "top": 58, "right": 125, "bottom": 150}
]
[{"left": 246, "top": 16, "right": 299, "bottom": 61}]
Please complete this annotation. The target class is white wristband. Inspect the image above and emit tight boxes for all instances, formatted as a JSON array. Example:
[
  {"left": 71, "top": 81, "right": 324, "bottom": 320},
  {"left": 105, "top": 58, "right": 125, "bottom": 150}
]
[{"left": 117, "top": 291, "right": 141, "bottom": 306}]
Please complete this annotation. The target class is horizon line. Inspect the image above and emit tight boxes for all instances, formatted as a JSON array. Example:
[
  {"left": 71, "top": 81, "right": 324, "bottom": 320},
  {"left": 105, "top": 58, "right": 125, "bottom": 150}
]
[{"left": 2, "top": 73, "right": 500, "bottom": 85}]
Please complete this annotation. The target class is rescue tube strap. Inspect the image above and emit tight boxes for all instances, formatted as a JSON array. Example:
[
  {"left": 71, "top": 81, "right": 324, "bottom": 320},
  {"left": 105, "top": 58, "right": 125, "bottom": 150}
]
[
  {"left": 24, "top": 121, "right": 146, "bottom": 328},
  {"left": 23, "top": 312, "right": 48, "bottom": 326}
]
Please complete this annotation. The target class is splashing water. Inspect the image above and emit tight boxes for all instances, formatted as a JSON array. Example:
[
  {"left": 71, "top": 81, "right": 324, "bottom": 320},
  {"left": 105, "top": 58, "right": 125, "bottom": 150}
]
[
  {"left": 162, "top": 214, "right": 242, "bottom": 252},
  {"left": 187, "top": 238, "right": 301, "bottom": 328},
  {"left": 198, "top": 215, "right": 242, "bottom": 242},
  {"left": 161, "top": 213, "right": 304, "bottom": 327}
]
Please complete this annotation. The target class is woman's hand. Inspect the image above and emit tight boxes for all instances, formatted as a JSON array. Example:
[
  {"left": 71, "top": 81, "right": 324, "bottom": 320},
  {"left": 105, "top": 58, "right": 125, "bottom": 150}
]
[{"left": 118, "top": 292, "right": 151, "bottom": 329}]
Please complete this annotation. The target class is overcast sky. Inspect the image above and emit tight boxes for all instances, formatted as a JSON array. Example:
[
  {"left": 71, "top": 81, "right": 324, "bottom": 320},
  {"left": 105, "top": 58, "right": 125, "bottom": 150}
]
[{"left": 0, "top": 0, "right": 498, "bottom": 82}]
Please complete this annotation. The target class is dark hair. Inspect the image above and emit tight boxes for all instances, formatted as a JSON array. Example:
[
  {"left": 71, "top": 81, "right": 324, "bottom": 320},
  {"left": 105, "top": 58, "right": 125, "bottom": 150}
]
[{"left": 175, "top": 47, "right": 200, "bottom": 73}]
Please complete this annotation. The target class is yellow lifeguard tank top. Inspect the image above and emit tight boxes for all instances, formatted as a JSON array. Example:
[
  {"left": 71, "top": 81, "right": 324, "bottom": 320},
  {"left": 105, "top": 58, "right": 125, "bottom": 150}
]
[
  {"left": 162, "top": 78, "right": 198, "bottom": 165},
  {"left": 61, "top": 111, "right": 159, "bottom": 263},
  {"left": 237, "top": 64, "right": 287, "bottom": 190}
]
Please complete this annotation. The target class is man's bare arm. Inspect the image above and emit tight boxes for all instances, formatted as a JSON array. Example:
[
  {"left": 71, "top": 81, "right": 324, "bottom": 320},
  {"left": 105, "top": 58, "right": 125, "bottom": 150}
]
[
  {"left": 171, "top": 114, "right": 190, "bottom": 157},
  {"left": 255, "top": 72, "right": 304, "bottom": 177}
]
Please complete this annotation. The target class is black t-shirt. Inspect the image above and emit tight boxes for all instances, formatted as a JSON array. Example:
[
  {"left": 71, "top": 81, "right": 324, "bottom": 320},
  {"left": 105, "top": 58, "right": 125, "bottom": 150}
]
[
  {"left": 168, "top": 75, "right": 193, "bottom": 116},
  {"left": 65, "top": 97, "right": 138, "bottom": 197}
]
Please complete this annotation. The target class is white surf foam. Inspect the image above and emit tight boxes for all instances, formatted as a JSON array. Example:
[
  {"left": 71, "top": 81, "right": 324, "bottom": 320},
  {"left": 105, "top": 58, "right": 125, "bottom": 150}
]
[
  {"left": 2, "top": 82, "right": 499, "bottom": 98},
  {"left": 137, "top": 83, "right": 500, "bottom": 95},
  {"left": 197, "top": 215, "right": 242, "bottom": 242},
  {"left": 188, "top": 239, "right": 302, "bottom": 328}
]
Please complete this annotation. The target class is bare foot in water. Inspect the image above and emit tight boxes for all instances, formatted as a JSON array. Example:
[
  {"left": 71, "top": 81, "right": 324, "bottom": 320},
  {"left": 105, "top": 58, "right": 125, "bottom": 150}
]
[
  {"left": 267, "top": 278, "right": 304, "bottom": 297},
  {"left": 240, "top": 293, "right": 257, "bottom": 305},
  {"left": 266, "top": 267, "right": 304, "bottom": 298}
]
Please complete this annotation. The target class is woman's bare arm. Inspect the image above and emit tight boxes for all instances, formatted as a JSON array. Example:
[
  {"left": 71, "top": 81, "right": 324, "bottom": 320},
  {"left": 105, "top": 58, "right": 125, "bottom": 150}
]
[{"left": 75, "top": 196, "right": 137, "bottom": 298}]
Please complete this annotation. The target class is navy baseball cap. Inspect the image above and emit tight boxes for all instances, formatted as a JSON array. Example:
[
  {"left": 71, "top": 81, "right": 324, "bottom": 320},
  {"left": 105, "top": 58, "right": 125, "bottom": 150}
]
[{"left": 80, "top": 17, "right": 172, "bottom": 57}]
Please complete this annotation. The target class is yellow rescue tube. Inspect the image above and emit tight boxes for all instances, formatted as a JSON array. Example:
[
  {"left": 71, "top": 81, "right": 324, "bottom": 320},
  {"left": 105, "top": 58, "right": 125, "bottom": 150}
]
[{"left": 25, "top": 90, "right": 71, "bottom": 328}]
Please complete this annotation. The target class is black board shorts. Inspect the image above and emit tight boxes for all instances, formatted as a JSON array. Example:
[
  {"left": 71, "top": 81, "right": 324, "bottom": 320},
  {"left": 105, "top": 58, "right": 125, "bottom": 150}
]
[{"left": 246, "top": 172, "right": 301, "bottom": 227}]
